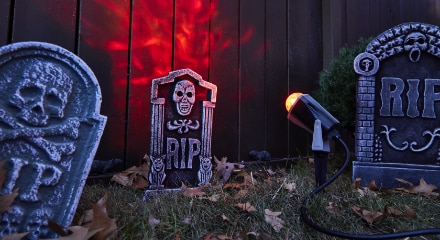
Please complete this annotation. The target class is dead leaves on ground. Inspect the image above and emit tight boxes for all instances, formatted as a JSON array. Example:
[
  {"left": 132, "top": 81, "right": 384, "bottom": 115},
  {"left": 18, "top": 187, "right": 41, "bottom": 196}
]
[
  {"left": 110, "top": 154, "right": 150, "bottom": 189},
  {"left": 348, "top": 177, "right": 438, "bottom": 224}
]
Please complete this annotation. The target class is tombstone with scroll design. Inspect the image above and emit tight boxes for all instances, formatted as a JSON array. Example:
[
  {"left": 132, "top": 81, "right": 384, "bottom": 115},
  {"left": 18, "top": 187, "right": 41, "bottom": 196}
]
[
  {"left": 0, "top": 42, "right": 106, "bottom": 239},
  {"left": 147, "top": 69, "right": 216, "bottom": 191},
  {"left": 353, "top": 22, "right": 440, "bottom": 188}
]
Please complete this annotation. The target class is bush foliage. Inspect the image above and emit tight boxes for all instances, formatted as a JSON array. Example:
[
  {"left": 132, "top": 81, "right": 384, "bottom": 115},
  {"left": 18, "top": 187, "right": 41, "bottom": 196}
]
[{"left": 315, "top": 38, "right": 372, "bottom": 131}]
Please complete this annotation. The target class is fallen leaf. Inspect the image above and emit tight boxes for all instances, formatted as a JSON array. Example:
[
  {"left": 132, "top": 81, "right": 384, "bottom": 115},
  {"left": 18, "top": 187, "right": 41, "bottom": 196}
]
[
  {"left": 283, "top": 182, "right": 296, "bottom": 192},
  {"left": 0, "top": 232, "right": 30, "bottom": 240},
  {"left": 44, "top": 226, "right": 89, "bottom": 240},
  {"left": 231, "top": 189, "right": 248, "bottom": 199},
  {"left": 149, "top": 214, "right": 160, "bottom": 226},
  {"left": 266, "top": 169, "right": 277, "bottom": 176},
  {"left": 110, "top": 174, "right": 131, "bottom": 187},
  {"left": 47, "top": 217, "right": 70, "bottom": 236},
  {"left": 214, "top": 156, "right": 235, "bottom": 184},
  {"left": 395, "top": 178, "right": 439, "bottom": 197},
  {"left": 353, "top": 177, "right": 362, "bottom": 189},
  {"left": 204, "top": 233, "right": 214, "bottom": 240},
  {"left": 78, "top": 209, "right": 94, "bottom": 226},
  {"left": 352, "top": 206, "right": 383, "bottom": 224},
  {"left": 326, "top": 202, "right": 342, "bottom": 216},
  {"left": 235, "top": 201, "right": 257, "bottom": 212},
  {"left": 181, "top": 183, "right": 206, "bottom": 197},
  {"left": 0, "top": 188, "right": 19, "bottom": 215},
  {"left": 235, "top": 171, "right": 257, "bottom": 187},
  {"left": 384, "top": 205, "right": 404, "bottom": 217},
  {"left": 404, "top": 205, "right": 417, "bottom": 219},
  {"left": 111, "top": 156, "right": 150, "bottom": 189},
  {"left": 264, "top": 209, "right": 285, "bottom": 232},
  {"left": 221, "top": 214, "right": 232, "bottom": 224},
  {"left": 88, "top": 192, "right": 118, "bottom": 240},
  {"left": 368, "top": 179, "right": 379, "bottom": 191}
]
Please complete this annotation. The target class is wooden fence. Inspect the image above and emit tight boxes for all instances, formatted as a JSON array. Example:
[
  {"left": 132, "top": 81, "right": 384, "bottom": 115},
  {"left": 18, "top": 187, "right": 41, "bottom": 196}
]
[{"left": 1, "top": 0, "right": 440, "bottom": 169}]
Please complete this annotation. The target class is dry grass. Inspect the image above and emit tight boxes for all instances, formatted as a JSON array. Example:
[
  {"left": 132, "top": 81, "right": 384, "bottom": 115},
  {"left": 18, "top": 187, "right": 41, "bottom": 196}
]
[{"left": 76, "top": 156, "right": 440, "bottom": 240}]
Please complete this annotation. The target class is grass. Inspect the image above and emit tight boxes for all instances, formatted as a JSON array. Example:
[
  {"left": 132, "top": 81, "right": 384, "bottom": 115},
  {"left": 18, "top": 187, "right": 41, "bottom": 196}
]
[{"left": 75, "top": 156, "right": 440, "bottom": 240}]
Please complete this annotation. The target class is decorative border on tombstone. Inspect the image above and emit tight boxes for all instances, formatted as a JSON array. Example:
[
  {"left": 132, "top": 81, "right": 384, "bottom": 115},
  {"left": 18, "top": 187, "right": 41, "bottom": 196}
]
[
  {"left": 0, "top": 42, "right": 106, "bottom": 238},
  {"left": 353, "top": 22, "right": 440, "bottom": 188},
  {"left": 144, "top": 69, "right": 216, "bottom": 198}
]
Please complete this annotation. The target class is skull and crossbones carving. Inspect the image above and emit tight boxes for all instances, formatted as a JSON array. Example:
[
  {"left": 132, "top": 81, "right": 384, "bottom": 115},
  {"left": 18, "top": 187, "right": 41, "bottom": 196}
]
[
  {"left": 404, "top": 32, "right": 428, "bottom": 63},
  {"left": 1, "top": 62, "right": 79, "bottom": 161},
  {"left": 173, "top": 80, "right": 195, "bottom": 116}
]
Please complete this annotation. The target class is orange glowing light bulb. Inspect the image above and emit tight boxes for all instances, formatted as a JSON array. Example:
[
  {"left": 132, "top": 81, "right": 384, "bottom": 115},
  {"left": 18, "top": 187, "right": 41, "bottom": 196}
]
[{"left": 285, "top": 92, "right": 303, "bottom": 112}]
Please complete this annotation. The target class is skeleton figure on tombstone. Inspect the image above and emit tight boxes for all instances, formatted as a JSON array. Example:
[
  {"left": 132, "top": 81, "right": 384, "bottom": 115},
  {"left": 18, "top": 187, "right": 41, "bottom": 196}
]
[
  {"left": 149, "top": 155, "right": 166, "bottom": 189},
  {"left": 197, "top": 155, "right": 212, "bottom": 186},
  {"left": 0, "top": 62, "right": 80, "bottom": 162}
]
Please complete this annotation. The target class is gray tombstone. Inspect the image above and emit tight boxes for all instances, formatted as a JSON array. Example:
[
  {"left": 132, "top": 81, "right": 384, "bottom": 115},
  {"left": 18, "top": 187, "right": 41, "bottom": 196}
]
[
  {"left": 0, "top": 42, "right": 106, "bottom": 239},
  {"left": 353, "top": 22, "right": 440, "bottom": 188},
  {"left": 146, "top": 69, "right": 216, "bottom": 193}
]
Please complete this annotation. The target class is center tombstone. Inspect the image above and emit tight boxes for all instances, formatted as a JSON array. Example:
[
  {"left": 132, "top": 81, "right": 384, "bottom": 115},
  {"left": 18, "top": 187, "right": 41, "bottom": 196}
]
[
  {"left": 353, "top": 22, "right": 440, "bottom": 188},
  {"left": 146, "top": 69, "right": 216, "bottom": 192}
]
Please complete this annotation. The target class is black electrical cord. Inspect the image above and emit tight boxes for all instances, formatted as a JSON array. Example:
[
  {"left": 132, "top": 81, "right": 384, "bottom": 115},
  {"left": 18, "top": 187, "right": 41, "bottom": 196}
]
[{"left": 300, "top": 134, "right": 440, "bottom": 239}]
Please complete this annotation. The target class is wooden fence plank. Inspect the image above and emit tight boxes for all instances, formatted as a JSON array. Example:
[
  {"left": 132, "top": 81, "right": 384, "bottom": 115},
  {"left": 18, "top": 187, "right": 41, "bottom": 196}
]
[
  {"left": 77, "top": 0, "right": 130, "bottom": 166},
  {"left": 12, "top": 0, "right": 77, "bottom": 52},
  {"left": 209, "top": 0, "right": 240, "bottom": 160},
  {"left": 239, "top": 0, "right": 266, "bottom": 160},
  {"left": 287, "top": 0, "right": 323, "bottom": 156},
  {"left": 265, "top": 0, "right": 289, "bottom": 158},
  {"left": 0, "top": 0, "right": 11, "bottom": 45},
  {"left": 125, "top": 0, "right": 174, "bottom": 167},
  {"left": 173, "top": 0, "right": 211, "bottom": 77}
]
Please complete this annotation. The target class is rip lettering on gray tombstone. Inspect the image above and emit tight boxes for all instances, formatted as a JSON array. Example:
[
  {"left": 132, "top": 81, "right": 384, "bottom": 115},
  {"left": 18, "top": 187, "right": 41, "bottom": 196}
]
[
  {"left": 0, "top": 42, "right": 106, "bottom": 239},
  {"left": 353, "top": 22, "right": 440, "bottom": 188}
]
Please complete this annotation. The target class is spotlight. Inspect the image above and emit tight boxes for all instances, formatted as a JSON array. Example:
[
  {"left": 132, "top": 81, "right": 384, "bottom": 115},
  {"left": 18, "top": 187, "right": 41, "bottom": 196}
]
[
  {"left": 285, "top": 93, "right": 341, "bottom": 187},
  {"left": 286, "top": 93, "right": 340, "bottom": 138}
]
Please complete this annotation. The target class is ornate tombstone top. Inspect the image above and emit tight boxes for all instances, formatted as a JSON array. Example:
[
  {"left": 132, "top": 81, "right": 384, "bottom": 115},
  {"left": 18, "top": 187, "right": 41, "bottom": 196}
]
[
  {"left": 353, "top": 22, "right": 440, "bottom": 187},
  {"left": 0, "top": 42, "right": 106, "bottom": 239},
  {"left": 146, "top": 69, "right": 216, "bottom": 193}
]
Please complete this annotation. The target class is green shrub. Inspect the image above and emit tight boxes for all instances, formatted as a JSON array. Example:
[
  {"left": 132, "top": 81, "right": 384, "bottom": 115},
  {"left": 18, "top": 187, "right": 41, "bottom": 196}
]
[{"left": 315, "top": 38, "right": 371, "bottom": 131}]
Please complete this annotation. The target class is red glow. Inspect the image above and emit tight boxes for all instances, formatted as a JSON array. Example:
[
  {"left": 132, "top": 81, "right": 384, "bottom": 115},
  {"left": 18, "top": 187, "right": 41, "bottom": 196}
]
[{"left": 36, "top": 1, "right": 255, "bottom": 161}]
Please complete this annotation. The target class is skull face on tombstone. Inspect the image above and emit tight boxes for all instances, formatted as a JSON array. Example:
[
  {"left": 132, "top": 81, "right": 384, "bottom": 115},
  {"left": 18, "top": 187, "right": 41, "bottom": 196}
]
[
  {"left": 25, "top": 208, "right": 52, "bottom": 239},
  {"left": 9, "top": 62, "right": 73, "bottom": 126},
  {"left": 173, "top": 80, "right": 195, "bottom": 116},
  {"left": 404, "top": 32, "right": 428, "bottom": 63},
  {"left": 361, "top": 58, "right": 372, "bottom": 71},
  {"left": 0, "top": 206, "right": 24, "bottom": 236}
]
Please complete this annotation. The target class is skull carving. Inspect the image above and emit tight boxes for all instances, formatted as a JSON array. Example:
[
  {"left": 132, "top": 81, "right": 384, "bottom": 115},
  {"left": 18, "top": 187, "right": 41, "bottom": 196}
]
[
  {"left": 9, "top": 62, "right": 73, "bottom": 126},
  {"left": 173, "top": 80, "right": 195, "bottom": 116},
  {"left": 404, "top": 32, "right": 428, "bottom": 62},
  {"left": 25, "top": 208, "right": 52, "bottom": 239},
  {"left": 361, "top": 58, "right": 372, "bottom": 71},
  {"left": 0, "top": 206, "right": 24, "bottom": 236}
]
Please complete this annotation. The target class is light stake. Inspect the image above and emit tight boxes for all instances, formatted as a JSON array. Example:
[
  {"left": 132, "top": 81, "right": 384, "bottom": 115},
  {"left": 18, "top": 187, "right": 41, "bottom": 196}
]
[{"left": 286, "top": 93, "right": 340, "bottom": 187}]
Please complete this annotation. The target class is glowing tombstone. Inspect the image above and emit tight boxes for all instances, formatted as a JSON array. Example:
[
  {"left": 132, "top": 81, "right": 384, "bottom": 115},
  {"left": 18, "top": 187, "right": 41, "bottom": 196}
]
[
  {"left": 0, "top": 42, "right": 106, "bottom": 239},
  {"left": 145, "top": 69, "right": 217, "bottom": 196},
  {"left": 353, "top": 22, "right": 440, "bottom": 188}
]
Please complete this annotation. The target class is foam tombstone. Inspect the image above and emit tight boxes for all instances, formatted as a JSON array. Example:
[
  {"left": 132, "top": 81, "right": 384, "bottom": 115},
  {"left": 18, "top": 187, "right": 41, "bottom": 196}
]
[
  {"left": 147, "top": 69, "right": 217, "bottom": 192},
  {"left": 0, "top": 42, "right": 106, "bottom": 239},
  {"left": 353, "top": 22, "right": 440, "bottom": 188}
]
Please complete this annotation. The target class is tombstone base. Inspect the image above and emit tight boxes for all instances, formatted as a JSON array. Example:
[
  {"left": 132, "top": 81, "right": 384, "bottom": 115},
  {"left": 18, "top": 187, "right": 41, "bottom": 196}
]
[
  {"left": 143, "top": 188, "right": 184, "bottom": 201},
  {"left": 353, "top": 161, "right": 440, "bottom": 188}
]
